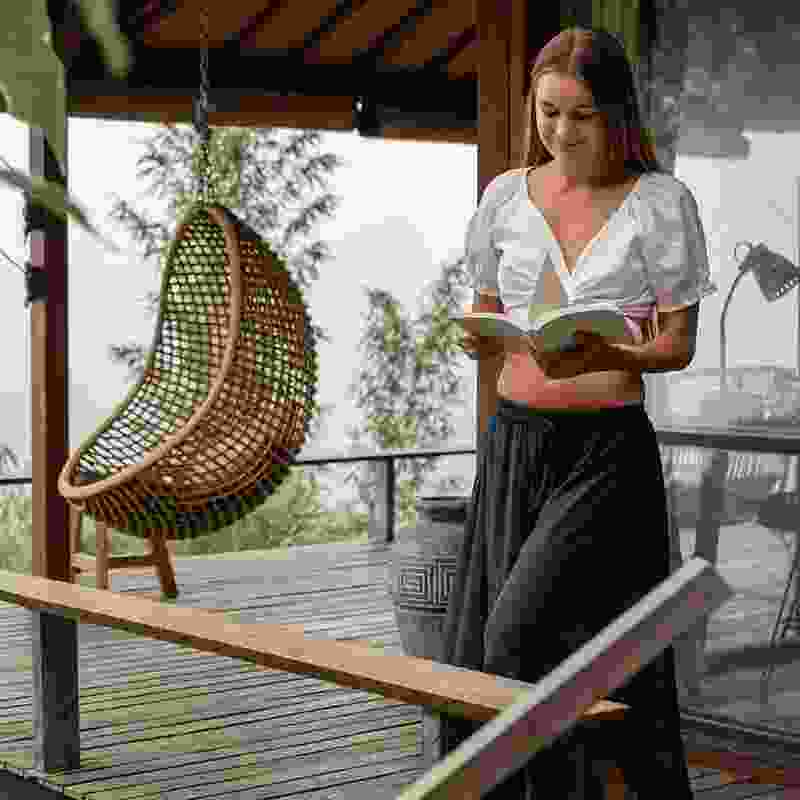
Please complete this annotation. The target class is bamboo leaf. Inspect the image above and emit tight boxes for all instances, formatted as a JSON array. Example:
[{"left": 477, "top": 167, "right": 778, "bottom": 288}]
[
  {"left": 75, "top": 0, "right": 131, "bottom": 79},
  {"left": 0, "top": 1, "right": 67, "bottom": 173},
  {"left": 0, "top": 167, "right": 122, "bottom": 253},
  {"left": 0, "top": 1, "right": 130, "bottom": 249}
]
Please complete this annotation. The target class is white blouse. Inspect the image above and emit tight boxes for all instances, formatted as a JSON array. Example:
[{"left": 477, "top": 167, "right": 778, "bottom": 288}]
[{"left": 464, "top": 167, "right": 718, "bottom": 343}]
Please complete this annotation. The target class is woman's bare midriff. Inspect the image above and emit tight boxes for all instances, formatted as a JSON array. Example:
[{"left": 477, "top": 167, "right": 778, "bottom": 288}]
[{"left": 497, "top": 352, "right": 644, "bottom": 410}]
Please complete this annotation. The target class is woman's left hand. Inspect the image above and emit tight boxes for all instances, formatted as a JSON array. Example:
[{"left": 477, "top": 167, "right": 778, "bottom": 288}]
[{"left": 527, "top": 331, "right": 626, "bottom": 379}]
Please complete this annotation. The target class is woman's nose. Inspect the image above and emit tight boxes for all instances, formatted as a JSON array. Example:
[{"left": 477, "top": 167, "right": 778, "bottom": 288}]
[{"left": 556, "top": 119, "right": 580, "bottom": 139}]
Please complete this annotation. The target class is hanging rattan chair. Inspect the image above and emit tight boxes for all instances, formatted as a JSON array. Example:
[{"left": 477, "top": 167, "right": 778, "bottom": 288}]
[{"left": 58, "top": 201, "right": 319, "bottom": 592}]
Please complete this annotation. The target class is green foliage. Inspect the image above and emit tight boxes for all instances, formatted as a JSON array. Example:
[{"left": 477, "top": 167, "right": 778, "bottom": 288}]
[
  {"left": 0, "top": 1, "right": 67, "bottom": 176},
  {"left": 0, "top": 445, "right": 20, "bottom": 475},
  {"left": 0, "top": 468, "right": 369, "bottom": 575},
  {"left": 344, "top": 261, "right": 473, "bottom": 531},
  {"left": 72, "top": 0, "right": 130, "bottom": 78},
  {"left": 0, "top": 0, "right": 129, "bottom": 243},
  {"left": 0, "top": 495, "right": 33, "bottom": 573}
]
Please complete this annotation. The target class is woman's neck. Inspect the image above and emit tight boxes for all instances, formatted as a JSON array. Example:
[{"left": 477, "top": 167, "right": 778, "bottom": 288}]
[{"left": 544, "top": 159, "right": 635, "bottom": 193}]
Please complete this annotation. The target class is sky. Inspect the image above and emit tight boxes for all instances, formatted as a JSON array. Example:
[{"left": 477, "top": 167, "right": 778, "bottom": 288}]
[{"left": 1, "top": 113, "right": 799, "bottom": 476}]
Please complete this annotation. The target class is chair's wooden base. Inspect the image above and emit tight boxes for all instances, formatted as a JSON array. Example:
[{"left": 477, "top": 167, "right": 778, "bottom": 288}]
[{"left": 69, "top": 506, "right": 178, "bottom": 598}]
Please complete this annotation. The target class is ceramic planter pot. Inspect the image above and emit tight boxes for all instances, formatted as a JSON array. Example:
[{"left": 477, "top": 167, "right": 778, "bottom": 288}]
[{"left": 387, "top": 495, "right": 469, "bottom": 662}]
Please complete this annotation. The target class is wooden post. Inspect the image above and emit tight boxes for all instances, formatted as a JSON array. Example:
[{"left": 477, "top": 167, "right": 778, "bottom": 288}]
[
  {"left": 368, "top": 458, "right": 396, "bottom": 545},
  {"left": 473, "top": 0, "right": 563, "bottom": 439},
  {"left": 28, "top": 116, "right": 80, "bottom": 771}
]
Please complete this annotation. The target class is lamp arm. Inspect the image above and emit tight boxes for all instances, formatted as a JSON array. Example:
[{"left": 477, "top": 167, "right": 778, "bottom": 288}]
[{"left": 719, "top": 267, "right": 749, "bottom": 393}]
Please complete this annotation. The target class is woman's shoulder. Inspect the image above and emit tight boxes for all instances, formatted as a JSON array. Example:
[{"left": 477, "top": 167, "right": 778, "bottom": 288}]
[
  {"left": 634, "top": 170, "right": 697, "bottom": 230},
  {"left": 479, "top": 167, "right": 527, "bottom": 211},
  {"left": 637, "top": 169, "right": 694, "bottom": 203}
]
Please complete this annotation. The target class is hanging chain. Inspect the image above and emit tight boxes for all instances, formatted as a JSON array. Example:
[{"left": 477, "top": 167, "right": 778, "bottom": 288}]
[{"left": 193, "top": 5, "right": 214, "bottom": 203}]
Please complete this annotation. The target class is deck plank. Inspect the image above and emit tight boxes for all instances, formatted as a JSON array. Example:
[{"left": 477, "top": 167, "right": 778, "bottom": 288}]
[{"left": 0, "top": 540, "right": 794, "bottom": 799}]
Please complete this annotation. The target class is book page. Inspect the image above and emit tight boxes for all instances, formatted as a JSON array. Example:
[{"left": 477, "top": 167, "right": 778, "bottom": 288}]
[{"left": 528, "top": 258, "right": 568, "bottom": 323}]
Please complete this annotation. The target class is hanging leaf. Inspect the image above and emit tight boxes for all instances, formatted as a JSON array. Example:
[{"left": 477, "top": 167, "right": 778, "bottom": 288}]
[
  {"left": 0, "top": 0, "right": 130, "bottom": 247},
  {"left": 75, "top": 0, "right": 131, "bottom": 79},
  {"left": 592, "top": 0, "right": 641, "bottom": 68},
  {"left": 0, "top": 1, "right": 68, "bottom": 174},
  {"left": 0, "top": 167, "right": 122, "bottom": 253},
  {"left": 0, "top": 0, "right": 131, "bottom": 247}
]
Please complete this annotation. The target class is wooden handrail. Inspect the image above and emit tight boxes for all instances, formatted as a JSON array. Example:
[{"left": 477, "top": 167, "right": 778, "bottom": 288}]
[
  {"left": 0, "top": 569, "right": 627, "bottom": 727},
  {"left": 0, "top": 559, "right": 734, "bottom": 797}
]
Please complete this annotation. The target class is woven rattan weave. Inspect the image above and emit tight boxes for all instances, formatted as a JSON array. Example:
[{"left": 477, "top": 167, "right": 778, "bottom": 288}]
[{"left": 58, "top": 202, "right": 319, "bottom": 539}]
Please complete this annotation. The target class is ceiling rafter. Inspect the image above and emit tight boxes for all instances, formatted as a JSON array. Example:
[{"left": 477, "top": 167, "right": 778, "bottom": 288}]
[
  {"left": 51, "top": 0, "right": 481, "bottom": 142},
  {"left": 66, "top": 44, "right": 474, "bottom": 110},
  {"left": 301, "top": 0, "right": 373, "bottom": 56},
  {"left": 221, "top": 1, "right": 295, "bottom": 49},
  {"left": 359, "top": 0, "right": 438, "bottom": 64},
  {"left": 119, "top": 0, "right": 181, "bottom": 38}
]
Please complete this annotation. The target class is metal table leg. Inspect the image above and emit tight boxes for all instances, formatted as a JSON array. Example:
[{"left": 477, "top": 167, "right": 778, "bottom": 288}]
[{"left": 761, "top": 529, "right": 800, "bottom": 698}]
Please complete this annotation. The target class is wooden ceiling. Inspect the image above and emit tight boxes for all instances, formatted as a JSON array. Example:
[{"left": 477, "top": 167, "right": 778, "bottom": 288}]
[{"left": 56, "top": 0, "right": 483, "bottom": 144}]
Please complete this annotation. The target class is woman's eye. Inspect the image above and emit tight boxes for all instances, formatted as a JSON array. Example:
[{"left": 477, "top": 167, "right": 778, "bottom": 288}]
[{"left": 543, "top": 111, "right": 593, "bottom": 120}]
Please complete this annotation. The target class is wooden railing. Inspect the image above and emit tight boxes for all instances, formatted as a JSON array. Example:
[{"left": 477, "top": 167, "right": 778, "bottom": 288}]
[
  {"left": 2, "top": 424, "right": 799, "bottom": 794},
  {"left": 3, "top": 423, "right": 799, "bottom": 544},
  {"left": 0, "top": 558, "right": 731, "bottom": 798}
]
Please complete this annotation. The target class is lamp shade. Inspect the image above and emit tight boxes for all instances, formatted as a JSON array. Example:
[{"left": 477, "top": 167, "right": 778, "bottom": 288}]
[
  {"left": 740, "top": 243, "right": 800, "bottom": 302},
  {"left": 675, "top": 126, "right": 750, "bottom": 159},
  {"left": 675, "top": 101, "right": 750, "bottom": 159}
]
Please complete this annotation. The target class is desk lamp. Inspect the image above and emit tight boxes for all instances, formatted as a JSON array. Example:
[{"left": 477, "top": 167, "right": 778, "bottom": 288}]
[{"left": 720, "top": 242, "right": 800, "bottom": 398}]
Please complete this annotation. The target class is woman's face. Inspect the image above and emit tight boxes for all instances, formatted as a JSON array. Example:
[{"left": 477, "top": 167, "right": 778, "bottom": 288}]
[{"left": 534, "top": 72, "right": 613, "bottom": 178}]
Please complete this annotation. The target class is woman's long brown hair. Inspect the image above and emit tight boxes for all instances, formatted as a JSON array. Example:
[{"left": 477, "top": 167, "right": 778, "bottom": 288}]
[{"left": 522, "top": 26, "right": 664, "bottom": 175}]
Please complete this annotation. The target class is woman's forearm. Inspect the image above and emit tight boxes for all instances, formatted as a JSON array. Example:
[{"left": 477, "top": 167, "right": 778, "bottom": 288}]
[
  {"left": 477, "top": 352, "right": 505, "bottom": 433},
  {"left": 605, "top": 332, "right": 693, "bottom": 374}
]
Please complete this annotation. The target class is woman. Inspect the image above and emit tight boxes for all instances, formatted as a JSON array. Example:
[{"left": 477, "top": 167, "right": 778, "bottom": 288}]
[{"left": 442, "top": 26, "right": 717, "bottom": 799}]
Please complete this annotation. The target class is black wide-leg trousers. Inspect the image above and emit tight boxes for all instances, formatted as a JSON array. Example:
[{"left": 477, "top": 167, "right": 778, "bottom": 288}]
[{"left": 439, "top": 397, "right": 693, "bottom": 799}]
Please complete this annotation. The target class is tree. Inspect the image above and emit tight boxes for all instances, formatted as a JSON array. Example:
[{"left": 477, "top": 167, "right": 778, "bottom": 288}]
[
  {"left": 343, "top": 256, "right": 473, "bottom": 532},
  {"left": 0, "top": 444, "right": 19, "bottom": 475},
  {"left": 0, "top": 444, "right": 21, "bottom": 499}
]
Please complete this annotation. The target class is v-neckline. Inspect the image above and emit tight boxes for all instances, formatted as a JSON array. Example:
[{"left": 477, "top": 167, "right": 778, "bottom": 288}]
[{"left": 524, "top": 166, "right": 643, "bottom": 284}]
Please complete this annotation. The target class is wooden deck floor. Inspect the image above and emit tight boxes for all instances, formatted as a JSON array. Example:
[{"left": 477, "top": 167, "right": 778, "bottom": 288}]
[{"left": 0, "top": 539, "right": 796, "bottom": 799}]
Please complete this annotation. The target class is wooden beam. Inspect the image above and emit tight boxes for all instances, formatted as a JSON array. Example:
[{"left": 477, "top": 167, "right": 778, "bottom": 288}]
[
  {"left": 382, "top": 126, "right": 477, "bottom": 145},
  {"left": 64, "top": 44, "right": 476, "bottom": 113},
  {"left": 28, "top": 117, "right": 79, "bottom": 771},
  {"left": 28, "top": 136, "right": 71, "bottom": 580},
  {"left": 67, "top": 91, "right": 358, "bottom": 128},
  {"left": 66, "top": 90, "right": 476, "bottom": 144},
  {"left": 0, "top": 569, "right": 628, "bottom": 727}
]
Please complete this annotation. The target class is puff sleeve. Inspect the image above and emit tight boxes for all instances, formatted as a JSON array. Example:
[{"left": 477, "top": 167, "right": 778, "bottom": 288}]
[
  {"left": 463, "top": 176, "right": 502, "bottom": 296},
  {"left": 641, "top": 176, "right": 718, "bottom": 311}
]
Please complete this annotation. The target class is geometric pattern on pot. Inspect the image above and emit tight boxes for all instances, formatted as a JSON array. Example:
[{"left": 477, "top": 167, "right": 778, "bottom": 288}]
[{"left": 394, "top": 557, "right": 458, "bottom": 611}]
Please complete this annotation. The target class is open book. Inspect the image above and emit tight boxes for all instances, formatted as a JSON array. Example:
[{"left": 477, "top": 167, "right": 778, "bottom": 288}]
[{"left": 450, "top": 302, "right": 630, "bottom": 353}]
